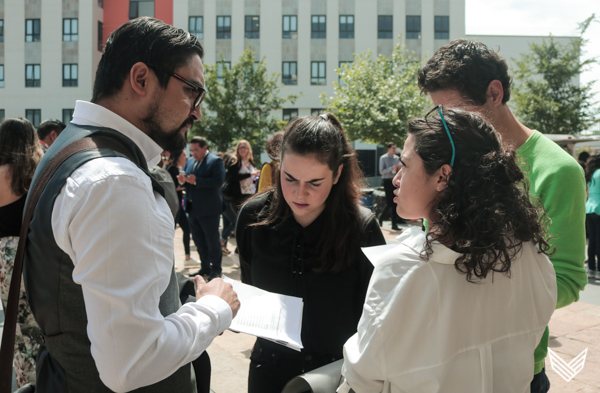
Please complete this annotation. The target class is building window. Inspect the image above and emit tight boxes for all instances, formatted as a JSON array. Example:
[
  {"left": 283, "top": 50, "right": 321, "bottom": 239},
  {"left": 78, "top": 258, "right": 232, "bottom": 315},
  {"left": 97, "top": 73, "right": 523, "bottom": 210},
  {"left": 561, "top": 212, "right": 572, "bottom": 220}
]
[
  {"left": 0, "top": 20, "right": 4, "bottom": 43},
  {"left": 0, "top": 110, "right": 4, "bottom": 123},
  {"left": 378, "top": 15, "right": 393, "bottom": 39},
  {"left": 217, "top": 16, "right": 231, "bottom": 39},
  {"left": 435, "top": 16, "right": 449, "bottom": 39},
  {"left": 406, "top": 15, "right": 421, "bottom": 39},
  {"left": 98, "top": 21, "right": 103, "bottom": 51},
  {"left": 311, "top": 61, "right": 326, "bottom": 85},
  {"left": 311, "top": 108, "right": 323, "bottom": 116},
  {"left": 0, "top": 65, "right": 4, "bottom": 88},
  {"left": 338, "top": 61, "right": 352, "bottom": 84},
  {"left": 217, "top": 61, "right": 231, "bottom": 83},
  {"left": 129, "top": 0, "right": 154, "bottom": 19},
  {"left": 63, "top": 109, "right": 74, "bottom": 124},
  {"left": 283, "top": 108, "right": 298, "bottom": 122},
  {"left": 26, "top": 109, "right": 41, "bottom": 128},
  {"left": 25, "top": 64, "right": 41, "bottom": 87},
  {"left": 63, "top": 64, "right": 78, "bottom": 87},
  {"left": 282, "top": 62, "right": 297, "bottom": 85},
  {"left": 311, "top": 15, "right": 326, "bottom": 39},
  {"left": 98, "top": 0, "right": 103, "bottom": 8},
  {"left": 189, "top": 16, "right": 203, "bottom": 39},
  {"left": 339, "top": 15, "right": 354, "bottom": 39},
  {"left": 282, "top": 15, "right": 297, "bottom": 39},
  {"left": 25, "top": 19, "right": 41, "bottom": 42},
  {"left": 63, "top": 18, "right": 78, "bottom": 42},
  {"left": 245, "top": 15, "right": 259, "bottom": 39}
]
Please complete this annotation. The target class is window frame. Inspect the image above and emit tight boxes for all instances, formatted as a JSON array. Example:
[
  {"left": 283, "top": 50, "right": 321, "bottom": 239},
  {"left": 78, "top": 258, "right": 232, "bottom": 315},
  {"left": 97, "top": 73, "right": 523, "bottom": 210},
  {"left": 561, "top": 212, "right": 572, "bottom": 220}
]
[
  {"left": 245, "top": 15, "right": 260, "bottom": 39},
  {"left": 310, "top": 108, "right": 324, "bottom": 116},
  {"left": 0, "top": 109, "right": 5, "bottom": 123},
  {"left": 339, "top": 15, "right": 354, "bottom": 39},
  {"left": 311, "top": 61, "right": 326, "bottom": 85},
  {"left": 434, "top": 16, "right": 449, "bottom": 39},
  {"left": 282, "top": 15, "right": 298, "bottom": 39},
  {"left": 0, "top": 64, "right": 4, "bottom": 88},
  {"left": 63, "top": 64, "right": 78, "bottom": 87},
  {"left": 189, "top": 16, "right": 204, "bottom": 39},
  {"left": 282, "top": 108, "right": 299, "bottom": 122},
  {"left": 25, "top": 64, "right": 41, "bottom": 87},
  {"left": 406, "top": 15, "right": 421, "bottom": 39},
  {"left": 63, "top": 18, "right": 79, "bottom": 42},
  {"left": 63, "top": 108, "right": 74, "bottom": 125},
  {"left": 25, "top": 109, "right": 41, "bottom": 128},
  {"left": 129, "top": 0, "right": 155, "bottom": 19},
  {"left": 0, "top": 20, "right": 4, "bottom": 43},
  {"left": 311, "top": 15, "right": 326, "bottom": 39},
  {"left": 25, "top": 19, "right": 41, "bottom": 42},
  {"left": 98, "top": 21, "right": 103, "bottom": 51},
  {"left": 217, "top": 61, "right": 231, "bottom": 83},
  {"left": 377, "top": 15, "right": 393, "bottom": 39},
  {"left": 217, "top": 16, "right": 232, "bottom": 39},
  {"left": 282, "top": 61, "right": 298, "bottom": 85}
]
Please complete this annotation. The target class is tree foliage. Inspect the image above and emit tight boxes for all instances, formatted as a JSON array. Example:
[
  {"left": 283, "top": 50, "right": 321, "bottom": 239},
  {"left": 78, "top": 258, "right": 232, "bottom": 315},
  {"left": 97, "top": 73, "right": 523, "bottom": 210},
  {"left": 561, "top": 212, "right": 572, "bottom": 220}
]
[
  {"left": 321, "top": 41, "right": 429, "bottom": 145},
  {"left": 512, "top": 15, "right": 599, "bottom": 134},
  {"left": 190, "top": 48, "right": 299, "bottom": 152}
]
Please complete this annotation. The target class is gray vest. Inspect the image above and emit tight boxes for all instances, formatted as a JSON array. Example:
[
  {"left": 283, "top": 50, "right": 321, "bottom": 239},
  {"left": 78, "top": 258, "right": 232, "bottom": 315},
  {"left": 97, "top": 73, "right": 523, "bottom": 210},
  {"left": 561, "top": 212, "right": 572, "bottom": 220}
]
[{"left": 23, "top": 124, "right": 196, "bottom": 393}]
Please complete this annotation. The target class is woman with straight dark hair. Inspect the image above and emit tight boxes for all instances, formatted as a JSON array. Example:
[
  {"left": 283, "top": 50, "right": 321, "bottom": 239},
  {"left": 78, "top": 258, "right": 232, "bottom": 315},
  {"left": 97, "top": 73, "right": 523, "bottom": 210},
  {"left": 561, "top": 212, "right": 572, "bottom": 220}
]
[
  {"left": 585, "top": 154, "right": 600, "bottom": 279},
  {"left": 0, "top": 117, "right": 44, "bottom": 388},
  {"left": 236, "top": 113, "right": 386, "bottom": 393},
  {"left": 339, "top": 108, "right": 557, "bottom": 393}
]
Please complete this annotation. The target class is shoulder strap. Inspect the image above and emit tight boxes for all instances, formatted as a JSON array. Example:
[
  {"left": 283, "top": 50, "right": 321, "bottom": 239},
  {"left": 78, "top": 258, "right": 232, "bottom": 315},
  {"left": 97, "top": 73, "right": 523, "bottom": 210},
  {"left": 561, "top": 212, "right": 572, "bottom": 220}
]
[{"left": 0, "top": 135, "right": 134, "bottom": 393}]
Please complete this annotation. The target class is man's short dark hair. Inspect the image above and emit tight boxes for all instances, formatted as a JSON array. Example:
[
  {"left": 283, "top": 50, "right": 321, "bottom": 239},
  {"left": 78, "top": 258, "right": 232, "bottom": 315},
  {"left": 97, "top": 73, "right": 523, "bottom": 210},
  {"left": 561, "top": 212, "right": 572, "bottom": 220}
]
[
  {"left": 37, "top": 119, "right": 66, "bottom": 140},
  {"left": 418, "top": 39, "right": 512, "bottom": 105},
  {"left": 386, "top": 142, "right": 395, "bottom": 149},
  {"left": 92, "top": 17, "right": 204, "bottom": 103},
  {"left": 190, "top": 136, "right": 208, "bottom": 148}
]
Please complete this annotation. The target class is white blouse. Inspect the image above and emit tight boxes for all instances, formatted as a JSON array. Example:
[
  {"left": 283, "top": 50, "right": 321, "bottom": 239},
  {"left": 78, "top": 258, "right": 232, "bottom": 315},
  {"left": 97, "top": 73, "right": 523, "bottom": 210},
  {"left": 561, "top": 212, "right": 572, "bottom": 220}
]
[{"left": 339, "top": 227, "right": 557, "bottom": 393}]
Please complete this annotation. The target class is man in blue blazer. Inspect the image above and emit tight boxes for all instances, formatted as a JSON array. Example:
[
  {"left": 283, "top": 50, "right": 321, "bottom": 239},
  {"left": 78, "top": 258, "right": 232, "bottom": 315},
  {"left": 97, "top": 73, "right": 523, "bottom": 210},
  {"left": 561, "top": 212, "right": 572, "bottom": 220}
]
[{"left": 180, "top": 136, "right": 225, "bottom": 280}]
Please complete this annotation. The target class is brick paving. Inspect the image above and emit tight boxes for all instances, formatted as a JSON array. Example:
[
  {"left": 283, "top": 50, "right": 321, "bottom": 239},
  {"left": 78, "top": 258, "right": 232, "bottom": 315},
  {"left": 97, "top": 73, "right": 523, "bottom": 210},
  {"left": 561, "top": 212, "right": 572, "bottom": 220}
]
[{"left": 174, "top": 222, "right": 600, "bottom": 393}]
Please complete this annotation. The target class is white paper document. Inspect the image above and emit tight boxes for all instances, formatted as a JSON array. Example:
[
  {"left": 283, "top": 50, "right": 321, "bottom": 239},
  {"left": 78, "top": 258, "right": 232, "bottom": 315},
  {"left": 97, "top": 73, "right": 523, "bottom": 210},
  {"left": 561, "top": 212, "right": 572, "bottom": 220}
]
[{"left": 222, "top": 275, "right": 304, "bottom": 351}]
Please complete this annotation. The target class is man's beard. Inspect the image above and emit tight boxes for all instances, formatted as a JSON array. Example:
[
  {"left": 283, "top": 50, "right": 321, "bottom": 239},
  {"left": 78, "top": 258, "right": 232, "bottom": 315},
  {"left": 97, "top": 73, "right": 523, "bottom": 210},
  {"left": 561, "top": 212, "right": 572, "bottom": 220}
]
[{"left": 142, "top": 99, "right": 191, "bottom": 151}]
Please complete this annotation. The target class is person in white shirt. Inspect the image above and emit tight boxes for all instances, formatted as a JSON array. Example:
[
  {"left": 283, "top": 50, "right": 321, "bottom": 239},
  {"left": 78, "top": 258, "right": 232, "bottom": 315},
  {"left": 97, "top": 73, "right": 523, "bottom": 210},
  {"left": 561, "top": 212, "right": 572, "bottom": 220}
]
[
  {"left": 23, "top": 18, "right": 239, "bottom": 393},
  {"left": 339, "top": 108, "right": 557, "bottom": 393}
]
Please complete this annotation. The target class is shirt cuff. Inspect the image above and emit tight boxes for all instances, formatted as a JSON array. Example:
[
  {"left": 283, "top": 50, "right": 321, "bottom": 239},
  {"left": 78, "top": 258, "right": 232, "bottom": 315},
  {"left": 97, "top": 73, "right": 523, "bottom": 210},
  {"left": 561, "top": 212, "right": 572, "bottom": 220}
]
[{"left": 195, "top": 295, "right": 233, "bottom": 333}]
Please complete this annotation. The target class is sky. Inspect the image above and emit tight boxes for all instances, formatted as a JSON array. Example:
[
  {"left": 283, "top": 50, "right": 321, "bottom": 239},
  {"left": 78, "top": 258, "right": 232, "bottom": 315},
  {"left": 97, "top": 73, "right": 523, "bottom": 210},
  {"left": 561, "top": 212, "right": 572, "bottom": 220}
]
[{"left": 466, "top": 0, "right": 600, "bottom": 106}]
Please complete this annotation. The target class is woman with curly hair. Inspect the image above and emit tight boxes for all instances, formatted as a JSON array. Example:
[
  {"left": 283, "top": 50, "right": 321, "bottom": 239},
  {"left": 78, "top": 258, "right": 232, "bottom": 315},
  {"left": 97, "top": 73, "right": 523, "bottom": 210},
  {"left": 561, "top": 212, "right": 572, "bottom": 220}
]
[
  {"left": 585, "top": 154, "right": 600, "bottom": 279},
  {"left": 0, "top": 117, "right": 44, "bottom": 387},
  {"left": 237, "top": 113, "right": 386, "bottom": 393},
  {"left": 339, "top": 108, "right": 557, "bottom": 393}
]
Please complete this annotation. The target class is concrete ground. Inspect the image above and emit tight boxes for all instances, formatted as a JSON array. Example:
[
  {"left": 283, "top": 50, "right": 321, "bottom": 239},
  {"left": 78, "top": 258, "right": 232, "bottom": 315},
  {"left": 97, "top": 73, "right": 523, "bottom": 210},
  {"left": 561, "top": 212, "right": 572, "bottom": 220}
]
[{"left": 174, "top": 220, "right": 600, "bottom": 393}]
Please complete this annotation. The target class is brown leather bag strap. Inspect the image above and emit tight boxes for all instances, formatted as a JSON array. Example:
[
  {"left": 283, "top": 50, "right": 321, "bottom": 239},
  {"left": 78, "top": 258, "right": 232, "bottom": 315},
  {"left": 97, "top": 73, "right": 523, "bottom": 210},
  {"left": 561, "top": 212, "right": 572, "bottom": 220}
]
[{"left": 0, "top": 135, "right": 133, "bottom": 393}]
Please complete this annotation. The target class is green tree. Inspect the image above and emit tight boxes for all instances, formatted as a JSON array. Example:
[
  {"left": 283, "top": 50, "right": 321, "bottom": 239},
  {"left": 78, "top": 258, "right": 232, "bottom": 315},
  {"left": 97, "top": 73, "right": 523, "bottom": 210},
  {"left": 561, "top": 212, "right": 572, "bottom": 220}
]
[
  {"left": 512, "top": 15, "right": 599, "bottom": 135},
  {"left": 191, "top": 48, "right": 299, "bottom": 152},
  {"left": 321, "top": 41, "right": 429, "bottom": 145}
]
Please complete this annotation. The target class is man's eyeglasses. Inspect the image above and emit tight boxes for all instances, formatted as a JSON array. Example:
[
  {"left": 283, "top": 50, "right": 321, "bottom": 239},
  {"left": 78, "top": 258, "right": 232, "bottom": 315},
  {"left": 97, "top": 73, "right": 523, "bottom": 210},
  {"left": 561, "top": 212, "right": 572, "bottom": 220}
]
[
  {"left": 149, "top": 65, "right": 206, "bottom": 109},
  {"left": 425, "top": 104, "right": 456, "bottom": 167}
]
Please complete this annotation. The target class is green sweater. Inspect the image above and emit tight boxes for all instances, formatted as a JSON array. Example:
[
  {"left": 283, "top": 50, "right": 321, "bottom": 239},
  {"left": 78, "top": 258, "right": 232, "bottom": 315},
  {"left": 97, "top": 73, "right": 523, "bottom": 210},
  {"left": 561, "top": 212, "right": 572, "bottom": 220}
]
[{"left": 517, "top": 130, "right": 588, "bottom": 374}]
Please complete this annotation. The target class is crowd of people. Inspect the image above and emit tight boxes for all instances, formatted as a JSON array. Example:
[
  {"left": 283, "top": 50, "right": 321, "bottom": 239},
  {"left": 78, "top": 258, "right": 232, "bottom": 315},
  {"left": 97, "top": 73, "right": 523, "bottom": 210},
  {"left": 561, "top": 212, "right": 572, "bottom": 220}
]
[{"left": 0, "top": 17, "right": 591, "bottom": 393}]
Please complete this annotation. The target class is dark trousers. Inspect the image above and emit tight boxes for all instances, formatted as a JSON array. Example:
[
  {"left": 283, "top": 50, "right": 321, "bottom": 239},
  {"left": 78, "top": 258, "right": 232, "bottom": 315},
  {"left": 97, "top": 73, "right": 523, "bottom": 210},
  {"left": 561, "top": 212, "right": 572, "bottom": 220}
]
[
  {"left": 587, "top": 213, "right": 600, "bottom": 271},
  {"left": 188, "top": 213, "right": 222, "bottom": 275},
  {"left": 383, "top": 178, "right": 402, "bottom": 225},
  {"left": 221, "top": 201, "right": 237, "bottom": 241},
  {"left": 530, "top": 367, "right": 550, "bottom": 393},
  {"left": 176, "top": 205, "right": 191, "bottom": 256}
]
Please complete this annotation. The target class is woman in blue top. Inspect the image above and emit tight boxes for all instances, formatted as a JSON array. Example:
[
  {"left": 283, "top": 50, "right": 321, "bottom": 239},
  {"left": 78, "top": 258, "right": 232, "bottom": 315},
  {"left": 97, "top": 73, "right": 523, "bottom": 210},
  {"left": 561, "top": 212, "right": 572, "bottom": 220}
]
[{"left": 585, "top": 154, "right": 600, "bottom": 279}]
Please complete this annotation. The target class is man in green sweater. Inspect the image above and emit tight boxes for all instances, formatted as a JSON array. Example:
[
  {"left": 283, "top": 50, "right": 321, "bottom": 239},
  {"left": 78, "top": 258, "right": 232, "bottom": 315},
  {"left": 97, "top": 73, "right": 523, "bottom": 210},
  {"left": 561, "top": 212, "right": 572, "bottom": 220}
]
[{"left": 417, "top": 39, "right": 588, "bottom": 392}]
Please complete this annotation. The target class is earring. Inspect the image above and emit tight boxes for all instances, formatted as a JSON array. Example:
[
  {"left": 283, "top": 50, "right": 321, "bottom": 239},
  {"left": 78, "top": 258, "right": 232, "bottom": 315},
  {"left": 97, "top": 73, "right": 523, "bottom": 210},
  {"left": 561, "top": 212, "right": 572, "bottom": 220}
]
[{"left": 437, "top": 187, "right": 440, "bottom": 191}]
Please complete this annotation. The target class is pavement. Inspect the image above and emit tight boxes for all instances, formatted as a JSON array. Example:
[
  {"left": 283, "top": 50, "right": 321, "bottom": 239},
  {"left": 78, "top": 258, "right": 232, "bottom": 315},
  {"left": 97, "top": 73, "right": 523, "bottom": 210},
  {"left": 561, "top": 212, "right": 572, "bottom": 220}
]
[{"left": 174, "top": 220, "right": 600, "bottom": 393}]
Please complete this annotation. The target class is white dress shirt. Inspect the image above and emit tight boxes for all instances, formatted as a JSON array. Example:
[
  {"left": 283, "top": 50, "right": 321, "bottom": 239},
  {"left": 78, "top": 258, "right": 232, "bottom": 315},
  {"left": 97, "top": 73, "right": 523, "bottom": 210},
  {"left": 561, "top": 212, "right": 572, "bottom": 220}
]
[
  {"left": 52, "top": 101, "right": 232, "bottom": 392},
  {"left": 339, "top": 227, "right": 557, "bottom": 393}
]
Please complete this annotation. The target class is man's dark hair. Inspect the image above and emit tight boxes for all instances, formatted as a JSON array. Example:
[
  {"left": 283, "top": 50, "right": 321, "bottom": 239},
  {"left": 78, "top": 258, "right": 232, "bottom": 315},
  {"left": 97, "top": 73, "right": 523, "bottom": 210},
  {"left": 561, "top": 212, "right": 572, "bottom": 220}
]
[
  {"left": 37, "top": 119, "right": 66, "bottom": 140},
  {"left": 418, "top": 39, "right": 512, "bottom": 105},
  {"left": 386, "top": 142, "right": 395, "bottom": 149},
  {"left": 190, "top": 136, "right": 208, "bottom": 148},
  {"left": 578, "top": 151, "right": 590, "bottom": 163},
  {"left": 92, "top": 17, "right": 204, "bottom": 103}
]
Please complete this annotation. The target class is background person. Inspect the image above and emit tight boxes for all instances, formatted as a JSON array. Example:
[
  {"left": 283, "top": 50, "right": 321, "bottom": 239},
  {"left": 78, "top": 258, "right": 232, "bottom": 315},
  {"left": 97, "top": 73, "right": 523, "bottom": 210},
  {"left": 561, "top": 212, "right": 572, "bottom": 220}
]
[
  {"left": 585, "top": 154, "right": 600, "bottom": 279},
  {"left": 379, "top": 142, "right": 404, "bottom": 230},
  {"left": 36, "top": 119, "right": 66, "bottom": 151},
  {"left": 340, "top": 109, "right": 557, "bottom": 393},
  {"left": 417, "top": 39, "right": 587, "bottom": 392},
  {"left": 0, "top": 117, "right": 43, "bottom": 388},
  {"left": 236, "top": 113, "right": 386, "bottom": 393},
  {"left": 257, "top": 131, "right": 284, "bottom": 192}
]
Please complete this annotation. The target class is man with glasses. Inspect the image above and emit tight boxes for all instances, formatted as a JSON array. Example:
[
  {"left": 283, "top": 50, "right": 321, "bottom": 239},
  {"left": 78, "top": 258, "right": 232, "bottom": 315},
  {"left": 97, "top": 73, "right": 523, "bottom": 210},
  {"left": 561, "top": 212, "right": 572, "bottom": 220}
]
[
  {"left": 417, "top": 39, "right": 587, "bottom": 393},
  {"left": 23, "top": 18, "right": 239, "bottom": 393}
]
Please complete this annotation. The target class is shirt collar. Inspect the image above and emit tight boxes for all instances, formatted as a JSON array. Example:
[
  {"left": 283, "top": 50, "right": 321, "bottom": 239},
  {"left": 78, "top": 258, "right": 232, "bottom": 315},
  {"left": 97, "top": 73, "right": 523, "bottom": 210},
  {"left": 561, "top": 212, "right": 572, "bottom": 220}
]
[
  {"left": 396, "top": 226, "right": 461, "bottom": 265},
  {"left": 71, "top": 100, "right": 163, "bottom": 167}
]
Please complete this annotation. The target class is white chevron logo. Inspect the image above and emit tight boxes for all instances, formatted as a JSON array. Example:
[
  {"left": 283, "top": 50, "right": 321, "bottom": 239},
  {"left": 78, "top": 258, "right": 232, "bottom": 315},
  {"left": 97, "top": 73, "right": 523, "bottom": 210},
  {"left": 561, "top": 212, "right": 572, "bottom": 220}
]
[{"left": 547, "top": 348, "right": 588, "bottom": 382}]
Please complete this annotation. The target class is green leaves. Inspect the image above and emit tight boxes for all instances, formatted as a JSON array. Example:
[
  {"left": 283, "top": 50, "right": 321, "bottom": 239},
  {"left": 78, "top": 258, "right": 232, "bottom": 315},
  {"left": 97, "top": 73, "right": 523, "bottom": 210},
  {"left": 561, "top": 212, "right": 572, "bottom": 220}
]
[
  {"left": 321, "top": 41, "right": 428, "bottom": 145},
  {"left": 512, "top": 14, "right": 599, "bottom": 135},
  {"left": 190, "top": 47, "right": 299, "bottom": 153}
]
